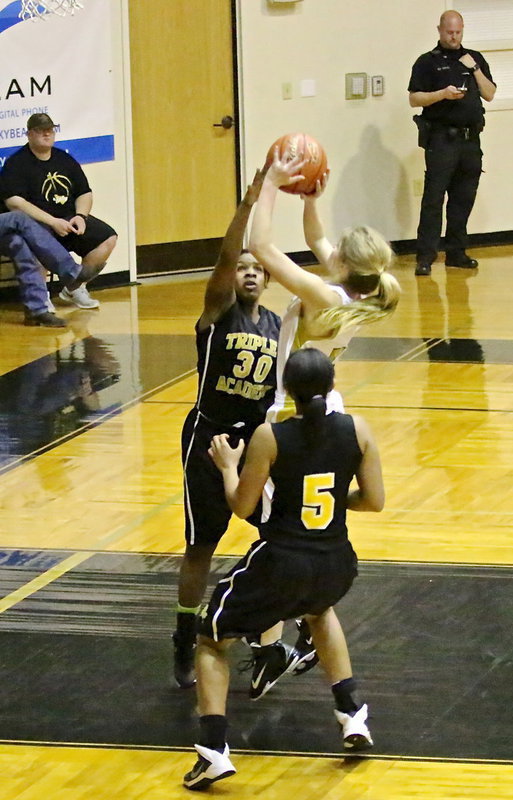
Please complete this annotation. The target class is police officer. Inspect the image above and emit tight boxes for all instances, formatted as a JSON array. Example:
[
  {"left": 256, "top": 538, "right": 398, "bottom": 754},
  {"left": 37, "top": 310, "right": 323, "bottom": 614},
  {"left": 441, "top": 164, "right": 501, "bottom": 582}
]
[{"left": 408, "top": 10, "right": 496, "bottom": 276}]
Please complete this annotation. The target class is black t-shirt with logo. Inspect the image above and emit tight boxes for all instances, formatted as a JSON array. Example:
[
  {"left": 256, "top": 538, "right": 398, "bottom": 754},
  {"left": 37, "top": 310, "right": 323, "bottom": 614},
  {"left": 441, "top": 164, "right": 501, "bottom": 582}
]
[
  {"left": 408, "top": 43, "right": 495, "bottom": 127},
  {"left": 0, "top": 144, "right": 90, "bottom": 218}
]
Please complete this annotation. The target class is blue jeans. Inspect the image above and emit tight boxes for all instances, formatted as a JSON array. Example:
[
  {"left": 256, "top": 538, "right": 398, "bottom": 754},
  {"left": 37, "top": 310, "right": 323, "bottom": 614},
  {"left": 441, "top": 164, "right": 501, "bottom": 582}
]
[{"left": 0, "top": 211, "right": 81, "bottom": 314}]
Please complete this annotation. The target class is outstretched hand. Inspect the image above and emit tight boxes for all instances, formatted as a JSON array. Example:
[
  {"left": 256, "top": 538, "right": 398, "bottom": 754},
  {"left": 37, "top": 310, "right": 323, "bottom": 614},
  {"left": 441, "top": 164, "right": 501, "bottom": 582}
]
[
  {"left": 301, "top": 169, "right": 330, "bottom": 201},
  {"left": 209, "top": 433, "right": 245, "bottom": 471},
  {"left": 266, "top": 146, "right": 308, "bottom": 190},
  {"left": 243, "top": 167, "right": 267, "bottom": 206}
]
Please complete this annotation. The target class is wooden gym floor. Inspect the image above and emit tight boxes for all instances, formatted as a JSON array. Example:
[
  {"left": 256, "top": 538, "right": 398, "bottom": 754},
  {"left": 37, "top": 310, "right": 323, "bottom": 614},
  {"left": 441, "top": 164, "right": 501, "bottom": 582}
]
[{"left": 0, "top": 247, "right": 512, "bottom": 799}]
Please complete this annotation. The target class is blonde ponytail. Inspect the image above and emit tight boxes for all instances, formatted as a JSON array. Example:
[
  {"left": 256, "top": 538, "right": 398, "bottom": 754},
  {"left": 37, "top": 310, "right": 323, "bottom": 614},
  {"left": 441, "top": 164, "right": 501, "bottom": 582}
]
[
  {"left": 314, "top": 226, "right": 401, "bottom": 337},
  {"left": 337, "top": 225, "right": 392, "bottom": 278}
]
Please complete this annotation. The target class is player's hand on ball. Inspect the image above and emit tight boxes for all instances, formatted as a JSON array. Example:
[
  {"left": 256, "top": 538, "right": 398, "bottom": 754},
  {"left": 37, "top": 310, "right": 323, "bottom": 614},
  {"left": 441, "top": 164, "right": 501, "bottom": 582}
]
[
  {"left": 264, "top": 134, "right": 328, "bottom": 195},
  {"left": 267, "top": 147, "right": 307, "bottom": 189},
  {"left": 209, "top": 434, "right": 245, "bottom": 471},
  {"left": 302, "top": 169, "right": 330, "bottom": 201}
]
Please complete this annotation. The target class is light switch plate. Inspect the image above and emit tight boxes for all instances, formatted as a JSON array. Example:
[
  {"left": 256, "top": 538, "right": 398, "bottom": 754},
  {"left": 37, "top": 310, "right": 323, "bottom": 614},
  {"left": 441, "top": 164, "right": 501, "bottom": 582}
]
[
  {"left": 371, "top": 75, "right": 384, "bottom": 96},
  {"left": 300, "top": 79, "right": 316, "bottom": 97},
  {"left": 345, "top": 72, "right": 368, "bottom": 100}
]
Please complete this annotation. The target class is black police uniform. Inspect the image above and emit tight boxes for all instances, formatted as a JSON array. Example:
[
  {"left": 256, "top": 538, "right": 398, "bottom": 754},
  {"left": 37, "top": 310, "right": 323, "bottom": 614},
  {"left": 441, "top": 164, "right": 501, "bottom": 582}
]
[
  {"left": 408, "top": 43, "right": 495, "bottom": 269},
  {"left": 198, "top": 412, "right": 360, "bottom": 642},
  {"left": 182, "top": 299, "right": 280, "bottom": 546}
]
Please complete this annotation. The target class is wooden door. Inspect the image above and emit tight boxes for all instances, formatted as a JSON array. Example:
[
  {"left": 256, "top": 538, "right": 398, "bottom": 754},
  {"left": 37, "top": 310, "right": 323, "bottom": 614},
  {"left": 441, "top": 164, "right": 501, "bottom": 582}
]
[{"left": 128, "top": 0, "right": 237, "bottom": 273}]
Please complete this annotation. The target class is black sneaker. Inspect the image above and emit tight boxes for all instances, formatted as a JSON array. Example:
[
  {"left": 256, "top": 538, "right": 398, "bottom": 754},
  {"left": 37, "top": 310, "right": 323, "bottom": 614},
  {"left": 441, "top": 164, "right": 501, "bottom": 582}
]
[
  {"left": 415, "top": 263, "right": 431, "bottom": 276},
  {"left": 292, "top": 618, "right": 319, "bottom": 675},
  {"left": 24, "top": 310, "right": 67, "bottom": 328},
  {"left": 172, "top": 631, "right": 196, "bottom": 689},
  {"left": 334, "top": 704, "right": 374, "bottom": 751},
  {"left": 248, "top": 640, "right": 299, "bottom": 701},
  {"left": 183, "top": 743, "right": 235, "bottom": 791}
]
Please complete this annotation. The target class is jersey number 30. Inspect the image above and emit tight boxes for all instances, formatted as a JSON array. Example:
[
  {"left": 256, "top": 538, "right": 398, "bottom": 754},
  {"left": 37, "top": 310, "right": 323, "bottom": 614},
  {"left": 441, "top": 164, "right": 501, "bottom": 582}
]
[{"left": 301, "top": 473, "right": 335, "bottom": 530}]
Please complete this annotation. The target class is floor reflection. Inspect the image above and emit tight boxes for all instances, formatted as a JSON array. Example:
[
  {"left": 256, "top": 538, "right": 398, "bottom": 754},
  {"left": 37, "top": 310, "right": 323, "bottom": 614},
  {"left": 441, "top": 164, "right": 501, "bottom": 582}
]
[
  {"left": 420, "top": 270, "right": 485, "bottom": 363},
  {"left": 0, "top": 335, "right": 121, "bottom": 468},
  {"left": 0, "top": 327, "right": 196, "bottom": 470},
  {"left": 413, "top": 270, "right": 490, "bottom": 510}
]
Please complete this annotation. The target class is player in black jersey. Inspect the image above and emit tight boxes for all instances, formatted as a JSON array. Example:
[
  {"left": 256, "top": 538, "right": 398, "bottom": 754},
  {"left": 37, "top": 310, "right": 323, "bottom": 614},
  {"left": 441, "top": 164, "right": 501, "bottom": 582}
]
[
  {"left": 183, "top": 348, "right": 385, "bottom": 791},
  {"left": 173, "top": 170, "right": 281, "bottom": 690}
]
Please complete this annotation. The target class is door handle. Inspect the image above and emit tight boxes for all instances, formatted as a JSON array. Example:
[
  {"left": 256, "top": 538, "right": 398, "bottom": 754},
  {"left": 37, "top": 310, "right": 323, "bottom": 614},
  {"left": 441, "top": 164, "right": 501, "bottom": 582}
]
[{"left": 213, "top": 115, "right": 234, "bottom": 129}]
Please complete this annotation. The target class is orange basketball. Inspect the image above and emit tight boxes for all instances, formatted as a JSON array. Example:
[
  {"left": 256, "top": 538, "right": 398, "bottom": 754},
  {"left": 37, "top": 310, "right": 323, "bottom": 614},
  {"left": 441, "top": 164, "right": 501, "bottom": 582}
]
[{"left": 265, "top": 133, "right": 328, "bottom": 195}]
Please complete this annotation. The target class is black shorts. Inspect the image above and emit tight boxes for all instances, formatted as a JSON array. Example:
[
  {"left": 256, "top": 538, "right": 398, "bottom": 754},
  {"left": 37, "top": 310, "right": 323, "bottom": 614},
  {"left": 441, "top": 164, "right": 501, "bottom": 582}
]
[
  {"left": 182, "top": 409, "right": 256, "bottom": 547},
  {"left": 197, "top": 538, "right": 358, "bottom": 641},
  {"left": 58, "top": 215, "right": 117, "bottom": 258}
]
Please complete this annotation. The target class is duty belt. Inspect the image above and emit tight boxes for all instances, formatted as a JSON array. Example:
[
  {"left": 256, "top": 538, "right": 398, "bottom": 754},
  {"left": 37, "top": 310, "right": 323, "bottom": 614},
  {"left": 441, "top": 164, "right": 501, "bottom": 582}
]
[
  {"left": 455, "top": 126, "right": 475, "bottom": 139},
  {"left": 432, "top": 122, "right": 480, "bottom": 139}
]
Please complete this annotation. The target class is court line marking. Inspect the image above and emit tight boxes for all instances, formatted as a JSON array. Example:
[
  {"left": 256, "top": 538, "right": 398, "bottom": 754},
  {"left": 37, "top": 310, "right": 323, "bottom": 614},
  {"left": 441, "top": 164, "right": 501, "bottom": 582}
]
[
  {"left": 0, "top": 739, "right": 511, "bottom": 765},
  {"left": 0, "top": 338, "right": 506, "bottom": 611},
  {"left": 0, "top": 489, "right": 185, "bottom": 614},
  {"left": 1, "top": 546, "right": 510, "bottom": 620},
  {"left": 0, "top": 551, "right": 93, "bottom": 614},
  {"left": 96, "top": 490, "right": 184, "bottom": 545}
]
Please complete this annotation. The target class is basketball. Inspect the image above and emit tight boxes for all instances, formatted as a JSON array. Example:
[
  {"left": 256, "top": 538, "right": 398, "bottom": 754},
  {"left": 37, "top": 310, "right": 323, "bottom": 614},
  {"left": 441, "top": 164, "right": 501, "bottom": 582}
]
[{"left": 265, "top": 133, "right": 328, "bottom": 195}]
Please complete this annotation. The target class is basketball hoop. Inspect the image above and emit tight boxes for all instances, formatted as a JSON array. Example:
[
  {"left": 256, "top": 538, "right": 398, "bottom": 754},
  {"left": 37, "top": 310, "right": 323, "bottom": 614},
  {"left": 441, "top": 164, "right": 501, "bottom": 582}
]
[{"left": 19, "top": 0, "right": 84, "bottom": 20}]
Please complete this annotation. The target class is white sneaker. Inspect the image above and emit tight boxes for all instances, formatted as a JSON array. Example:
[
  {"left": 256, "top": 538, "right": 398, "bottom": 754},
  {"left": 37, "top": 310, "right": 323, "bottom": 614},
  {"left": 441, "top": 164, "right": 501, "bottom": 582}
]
[
  {"left": 183, "top": 743, "right": 236, "bottom": 790},
  {"left": 46, "top": 291, "right": 56, "bottom": 313},
  {"left": 59, "top": 284, "right": 100, "bottom": 309},
  {"left": 334, "top": 704, "right": 373, "bottom": 751}
]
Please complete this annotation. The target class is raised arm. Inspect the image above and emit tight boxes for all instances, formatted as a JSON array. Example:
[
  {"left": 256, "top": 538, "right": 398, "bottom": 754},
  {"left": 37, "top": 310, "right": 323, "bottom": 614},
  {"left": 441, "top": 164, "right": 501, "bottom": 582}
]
[
  {"left": 346, "top": 415, "right": 385, "bottom": 512},
  {"left": 249, "top": 152, "right": 341, "bottom": 312},
  {"left": 209, "top": 424, "right": 277, "bottom": 519},
  {"left": 199, "top": 169, "right": 265, "bottom": 329},
  {"left": 302, "top": 173, "right": 334, "bottom": 268}
]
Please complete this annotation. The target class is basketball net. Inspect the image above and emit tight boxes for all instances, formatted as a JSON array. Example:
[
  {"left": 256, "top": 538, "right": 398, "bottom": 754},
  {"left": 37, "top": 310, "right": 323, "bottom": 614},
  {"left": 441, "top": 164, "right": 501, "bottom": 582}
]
[{"left": 19, "top": 0, "right": 84, "bottom": 20}]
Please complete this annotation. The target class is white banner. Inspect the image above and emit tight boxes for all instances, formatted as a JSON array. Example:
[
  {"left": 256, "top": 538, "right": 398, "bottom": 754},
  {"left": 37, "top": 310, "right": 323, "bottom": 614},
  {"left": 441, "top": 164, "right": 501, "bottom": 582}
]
[{"left": 0, "top": 0, "right": 114, "bottom": 167}]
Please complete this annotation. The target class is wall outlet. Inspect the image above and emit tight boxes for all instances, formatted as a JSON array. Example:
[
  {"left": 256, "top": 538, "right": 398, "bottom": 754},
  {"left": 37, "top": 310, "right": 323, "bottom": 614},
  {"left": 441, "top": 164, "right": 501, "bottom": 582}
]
[
  {"left": 282, "top": 82, "right": 293, "bottom": 100},
  {"left": 413, "top": 178, "right": 423, "bottom": 196}
]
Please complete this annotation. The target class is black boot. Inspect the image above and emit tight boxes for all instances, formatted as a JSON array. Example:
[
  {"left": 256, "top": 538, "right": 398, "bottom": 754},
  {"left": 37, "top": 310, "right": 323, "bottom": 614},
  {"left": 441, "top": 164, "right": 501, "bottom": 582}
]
[
  {"left": 24, "top": 310, "right": 67, "bottom": 328},
  {"left": 445, "top": 252, "right": 478, "bottom": 268}
]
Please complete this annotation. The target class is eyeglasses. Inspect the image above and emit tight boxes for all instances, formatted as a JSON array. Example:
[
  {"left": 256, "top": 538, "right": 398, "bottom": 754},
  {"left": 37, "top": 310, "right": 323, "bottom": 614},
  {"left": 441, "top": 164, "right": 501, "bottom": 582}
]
[{"left": 30, "top": 127, "right": 56, "bottom": 134}]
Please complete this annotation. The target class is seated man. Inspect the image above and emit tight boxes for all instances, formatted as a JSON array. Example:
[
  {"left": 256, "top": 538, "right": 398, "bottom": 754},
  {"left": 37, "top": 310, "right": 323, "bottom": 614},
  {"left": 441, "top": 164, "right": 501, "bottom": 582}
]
[
  {"left": 0, "top": 113, "right": 117, "bottom": 310},
  {"left": 0, "top": 209, "right": 97, "bottom": 327}
]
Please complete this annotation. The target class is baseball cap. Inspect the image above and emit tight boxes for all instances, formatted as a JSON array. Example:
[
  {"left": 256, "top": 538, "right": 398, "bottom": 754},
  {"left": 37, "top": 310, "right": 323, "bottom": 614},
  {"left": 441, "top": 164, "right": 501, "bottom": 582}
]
[{"left": 26, "top": 113, "right": 56, "bottom": 131}]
